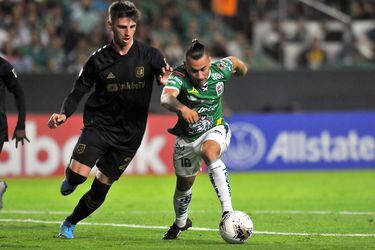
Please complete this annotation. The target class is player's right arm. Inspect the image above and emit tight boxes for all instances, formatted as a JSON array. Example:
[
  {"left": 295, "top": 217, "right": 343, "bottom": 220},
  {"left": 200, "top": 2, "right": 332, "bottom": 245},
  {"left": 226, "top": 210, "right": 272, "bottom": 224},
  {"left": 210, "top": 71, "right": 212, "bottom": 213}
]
[
  {"left": 228, "top": 56, "right": 248, "bottom": 77},
  {"left": 48, "top": 56, "right": 96, "bottom": 129},
  {"left": 161, "top": 88, "right": 198, "bottom": 124},
  {"left": 48, "top": 88, "right": 86, "bottom": 129}
]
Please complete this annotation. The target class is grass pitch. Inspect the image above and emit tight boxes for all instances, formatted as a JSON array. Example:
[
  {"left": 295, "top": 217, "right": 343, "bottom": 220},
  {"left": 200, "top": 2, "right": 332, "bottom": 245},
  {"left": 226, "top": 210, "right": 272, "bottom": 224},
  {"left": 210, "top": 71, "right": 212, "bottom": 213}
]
[{"left": 0, "top": 170, "right": 374, "bottom": 249}]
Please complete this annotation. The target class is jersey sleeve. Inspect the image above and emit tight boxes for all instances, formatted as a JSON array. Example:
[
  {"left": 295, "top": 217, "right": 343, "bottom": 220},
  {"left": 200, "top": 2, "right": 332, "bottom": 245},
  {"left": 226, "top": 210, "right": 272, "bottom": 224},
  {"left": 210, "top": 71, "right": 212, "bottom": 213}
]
[
  {"left": 60, "top": 56, "right": 96, "bottom": 117},
  {"left": 73, "top": 56, "right": 97, "bottom": 93},
  {"left": 215, "top": 57, "right": 234, "bottom": 81},
  {"left": 1, "top": 59, "right": 18, "bottom": 91},
  {"left": 150, "top": 47, "right": 167, "bottom": 86},
  {"left": 150, "top": 47, "right": 167, "bottom": 71},
  {"left": 164, "top": 71, "right": 184, "bottom": 93},
  {"left": 0, "top": 61, "right": 26, "bottom": 129}
]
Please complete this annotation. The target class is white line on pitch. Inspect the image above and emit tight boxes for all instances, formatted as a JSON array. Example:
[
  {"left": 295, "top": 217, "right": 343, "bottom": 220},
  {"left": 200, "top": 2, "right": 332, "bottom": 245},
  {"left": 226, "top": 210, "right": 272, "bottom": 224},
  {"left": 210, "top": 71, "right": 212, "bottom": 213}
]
[
  {"left": 0, "top": 218, "right": 374, "bottom": 238},
  {"left": 131, "top": 210, "right": 375, "bottom": 215},
  {"left": 0, "top": 210, "right": 68, "bottom": 215},
  {"left": 252, "top": 210, "right": 375, "bottom": 215},
  {"left": 1, "top": 209, "right": 374, "bottom": 215}
]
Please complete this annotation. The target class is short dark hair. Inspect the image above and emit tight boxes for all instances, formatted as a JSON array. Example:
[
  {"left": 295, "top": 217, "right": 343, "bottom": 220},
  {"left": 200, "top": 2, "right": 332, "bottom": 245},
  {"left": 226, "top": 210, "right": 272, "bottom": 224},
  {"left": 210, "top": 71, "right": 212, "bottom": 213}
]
[
  {"left": 185, "top": 39, "right": 207, "bottom": 60},
  {"left": 108, "top": 1, "right": 141, "bottom": 23}
]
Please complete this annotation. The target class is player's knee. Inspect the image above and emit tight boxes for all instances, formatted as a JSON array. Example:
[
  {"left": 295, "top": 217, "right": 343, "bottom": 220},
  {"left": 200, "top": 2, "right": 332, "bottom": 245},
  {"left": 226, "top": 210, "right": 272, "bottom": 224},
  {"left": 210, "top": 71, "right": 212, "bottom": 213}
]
[
  {"left": 69, "top": 159, "right": 91, "bottom": 177},
  {"left": 201, "top": 141, "right": 221, "bottom": 165},
  {"left": 201, "top": 149, "right": 220, "bottom": 165},
  {"left": 96, "top": 171, "right": 114, "bottom": 185},
  {"left": 66, "top": 167, "right": 87, "bottom": 186},
  {"left": 176, "top": 176, "right": 194, "bottom": 191}
]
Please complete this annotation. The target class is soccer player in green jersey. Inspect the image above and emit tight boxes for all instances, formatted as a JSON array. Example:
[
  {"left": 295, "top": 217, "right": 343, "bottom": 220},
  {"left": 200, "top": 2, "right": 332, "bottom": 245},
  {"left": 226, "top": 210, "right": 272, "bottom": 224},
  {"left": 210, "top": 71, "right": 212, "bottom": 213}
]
[{"left": 161, "top": 39, "right": 248, "bottom": 240}]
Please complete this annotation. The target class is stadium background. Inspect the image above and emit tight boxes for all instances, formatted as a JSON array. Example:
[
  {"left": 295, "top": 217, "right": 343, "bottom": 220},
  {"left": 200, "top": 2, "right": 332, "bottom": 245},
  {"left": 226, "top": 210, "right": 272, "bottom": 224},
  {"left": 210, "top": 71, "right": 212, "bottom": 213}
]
[
  {"left": 0, "top": 1, "right": 374, "bottom": 248},
  {"left": 1, "top": 0, "right": 374, "bottom": 176}
]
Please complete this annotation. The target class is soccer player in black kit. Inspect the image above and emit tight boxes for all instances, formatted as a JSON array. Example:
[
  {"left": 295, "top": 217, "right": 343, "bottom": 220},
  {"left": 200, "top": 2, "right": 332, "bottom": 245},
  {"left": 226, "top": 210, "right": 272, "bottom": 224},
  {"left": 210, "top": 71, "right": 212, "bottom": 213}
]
[
  {"left": 0, "top": 56, "right": 29, "bottom": 209},
  {"left": 48, "top": 1, "right": 172, "bottom": 238}
]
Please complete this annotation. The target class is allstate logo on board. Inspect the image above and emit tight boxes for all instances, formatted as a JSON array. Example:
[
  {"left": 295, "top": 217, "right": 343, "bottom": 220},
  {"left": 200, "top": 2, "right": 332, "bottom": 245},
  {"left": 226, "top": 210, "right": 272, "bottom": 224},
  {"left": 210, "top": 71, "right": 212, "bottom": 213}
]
[{"left": 223, "top": 122, "right": 266, "bottom": 169}]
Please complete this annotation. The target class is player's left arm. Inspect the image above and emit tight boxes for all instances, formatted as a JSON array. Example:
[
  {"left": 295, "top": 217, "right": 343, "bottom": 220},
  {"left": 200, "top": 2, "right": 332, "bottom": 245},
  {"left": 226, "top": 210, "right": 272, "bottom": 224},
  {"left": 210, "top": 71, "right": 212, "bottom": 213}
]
[
  {"left": 150, "top": 48, "right": 173, "bottom": 86},
  {"left": 158, "top": 58, "right": 173, "bottom": 86},
  {"left": 228, "top": 56, "right": 248, "bottom": 77},
  {"left": 2, "top": 66, "right": 29, "bottom": 147},
  {"left": 161, "top": 88, "right": 199, "bottom": 124}
]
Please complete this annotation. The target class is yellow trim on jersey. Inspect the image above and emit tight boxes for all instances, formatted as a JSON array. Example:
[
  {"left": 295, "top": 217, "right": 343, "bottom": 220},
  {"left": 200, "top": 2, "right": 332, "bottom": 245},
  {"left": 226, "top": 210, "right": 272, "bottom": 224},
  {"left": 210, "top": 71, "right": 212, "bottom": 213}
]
[
  {"left": 216, "top": 117, "right": 223, "bottom": 125},
  {"left": 187, "top": 87, "right": 199, "bottom": 94}
]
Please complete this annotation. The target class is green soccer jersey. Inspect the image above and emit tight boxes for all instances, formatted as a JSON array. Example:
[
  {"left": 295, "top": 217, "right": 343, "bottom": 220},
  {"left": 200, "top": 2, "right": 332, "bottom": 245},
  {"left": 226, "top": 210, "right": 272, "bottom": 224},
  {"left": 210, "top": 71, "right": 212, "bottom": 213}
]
[{"left": 164, "top": 57, "right": 234, "bottom": 142}]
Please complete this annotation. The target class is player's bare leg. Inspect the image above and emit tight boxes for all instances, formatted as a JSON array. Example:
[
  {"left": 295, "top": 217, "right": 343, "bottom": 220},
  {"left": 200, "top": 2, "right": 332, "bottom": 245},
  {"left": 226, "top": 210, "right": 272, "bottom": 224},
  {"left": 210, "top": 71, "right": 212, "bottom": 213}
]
[
  {"left": 201, "top": 140, "right": 233, "bottom": 216},
  {"left": 60, "top": 160, "right": 91, "bottom": 196},
  {"left": 163, "top": 176, "right": 195, "bottom": 240}
]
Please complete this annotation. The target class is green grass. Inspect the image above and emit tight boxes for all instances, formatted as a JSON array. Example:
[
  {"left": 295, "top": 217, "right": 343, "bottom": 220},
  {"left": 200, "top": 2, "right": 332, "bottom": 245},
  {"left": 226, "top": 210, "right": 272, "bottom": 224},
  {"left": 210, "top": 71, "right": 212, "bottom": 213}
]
[{"left": 1, "top": 170, "right": 375, "bottom": 249}]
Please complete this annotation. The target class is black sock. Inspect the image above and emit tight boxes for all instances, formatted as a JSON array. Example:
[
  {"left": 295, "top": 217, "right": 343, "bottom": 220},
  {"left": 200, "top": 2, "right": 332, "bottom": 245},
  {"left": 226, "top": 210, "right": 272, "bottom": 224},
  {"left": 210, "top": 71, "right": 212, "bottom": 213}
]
[
  {"left": 66, "top": 178, "right": 111, "bottom": 225},
  {"left": 66, "top": 167, "right": 87, "bottom": 186}
]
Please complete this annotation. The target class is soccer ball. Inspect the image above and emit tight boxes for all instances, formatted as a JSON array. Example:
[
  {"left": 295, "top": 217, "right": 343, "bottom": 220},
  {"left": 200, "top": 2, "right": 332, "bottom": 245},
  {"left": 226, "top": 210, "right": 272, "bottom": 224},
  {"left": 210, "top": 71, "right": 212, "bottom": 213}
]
[{"left": 219, "top": 211, "right": 253, "bottom": 244}]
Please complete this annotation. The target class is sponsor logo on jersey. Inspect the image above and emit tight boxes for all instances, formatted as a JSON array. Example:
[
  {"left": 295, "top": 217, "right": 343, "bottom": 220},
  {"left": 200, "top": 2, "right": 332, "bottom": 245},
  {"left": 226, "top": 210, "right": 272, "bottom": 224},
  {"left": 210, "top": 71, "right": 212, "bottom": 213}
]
[
  {"left": 216, "top": 82, "right": 224, "bottom": 96},
  {"left": 211, "top": 72, "right": 224, "bottom": 80},
  {"left": 169, "top": 75, "right": 183, "bottom": 86},
  {"left": 106, "top": 72, "right": 115, "bottom": 79},
  {"left": 188, "top": 115, "right": 213, "bottom": 134},
  {"left": 107, "top": 83, "right": 119, "bottom": 92},
  {"left": 107, "top": 82, "right": 146, "bottom": 92},
  {"left": 223, "top": 122, "right": 266, "bottom": 169},
  {"left": 136, "top": 66, "right": 144, "bottom": 78},
  {"left": 196, "top": 104, "right": 218, "bottom": 114},
  {"left": 220, "top": 59, "right": 233, "bottom": 71}
]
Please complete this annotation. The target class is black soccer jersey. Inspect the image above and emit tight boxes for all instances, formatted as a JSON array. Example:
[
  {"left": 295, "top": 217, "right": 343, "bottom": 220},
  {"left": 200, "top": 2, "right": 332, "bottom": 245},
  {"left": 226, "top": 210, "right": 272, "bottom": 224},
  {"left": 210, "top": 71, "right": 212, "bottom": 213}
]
[
  {"left": 0, "top": 57, "right": 26, "bottom": 141},
  {"left": 61, "top": 40, "right": 166, "bottom": 151}
]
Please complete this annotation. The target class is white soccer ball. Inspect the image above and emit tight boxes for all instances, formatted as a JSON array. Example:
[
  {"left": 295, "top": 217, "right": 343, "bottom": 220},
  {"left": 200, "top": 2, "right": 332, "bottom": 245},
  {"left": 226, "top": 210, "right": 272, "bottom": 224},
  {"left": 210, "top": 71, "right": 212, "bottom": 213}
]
[{"left": 219, "top": 211, "right": 254, "bottom": 244}]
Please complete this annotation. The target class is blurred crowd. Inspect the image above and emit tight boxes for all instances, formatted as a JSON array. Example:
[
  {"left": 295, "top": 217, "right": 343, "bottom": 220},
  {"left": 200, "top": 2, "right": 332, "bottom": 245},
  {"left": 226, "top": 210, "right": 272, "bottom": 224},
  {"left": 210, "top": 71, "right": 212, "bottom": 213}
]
[{"left": 0, "top": 0, "right": 374, "bottom": 73}]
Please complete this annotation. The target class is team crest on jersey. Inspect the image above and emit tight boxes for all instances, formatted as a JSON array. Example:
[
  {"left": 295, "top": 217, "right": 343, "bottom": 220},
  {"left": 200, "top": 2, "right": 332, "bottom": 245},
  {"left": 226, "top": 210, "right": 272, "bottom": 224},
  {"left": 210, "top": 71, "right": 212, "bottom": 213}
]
[
  {"left": 136, "top": 66, "right": 144, "bottom": 78},
  {"left": 174, "top": 143, "right": 185, "bottom": 155},
  {"left": 216, "top": 82, "right": 224, "bottom": 96},
  {"left": 75, "top": 144, "right": 86, "bottom": 154}
]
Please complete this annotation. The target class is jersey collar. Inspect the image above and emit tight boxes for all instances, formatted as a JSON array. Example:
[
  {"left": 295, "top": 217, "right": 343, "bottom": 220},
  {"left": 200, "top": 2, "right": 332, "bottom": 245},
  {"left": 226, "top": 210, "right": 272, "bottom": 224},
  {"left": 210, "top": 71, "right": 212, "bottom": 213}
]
[{"left": 109, "top": 40, "right": 136, "bottom": 56}]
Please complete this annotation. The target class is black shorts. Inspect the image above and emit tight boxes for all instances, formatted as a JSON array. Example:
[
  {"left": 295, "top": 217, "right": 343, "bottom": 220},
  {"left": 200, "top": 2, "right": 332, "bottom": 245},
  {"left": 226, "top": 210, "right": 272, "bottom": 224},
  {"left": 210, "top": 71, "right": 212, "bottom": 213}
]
[{"left": 72, "top": 126, "right": 136, "bottom": 181}]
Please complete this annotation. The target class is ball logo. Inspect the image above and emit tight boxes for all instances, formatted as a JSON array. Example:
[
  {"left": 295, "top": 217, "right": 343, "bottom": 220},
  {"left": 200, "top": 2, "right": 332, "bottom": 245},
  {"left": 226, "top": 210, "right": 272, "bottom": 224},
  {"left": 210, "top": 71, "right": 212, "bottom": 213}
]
[{"left": 223, "top": 122, "right": 266, "bottom": 169}]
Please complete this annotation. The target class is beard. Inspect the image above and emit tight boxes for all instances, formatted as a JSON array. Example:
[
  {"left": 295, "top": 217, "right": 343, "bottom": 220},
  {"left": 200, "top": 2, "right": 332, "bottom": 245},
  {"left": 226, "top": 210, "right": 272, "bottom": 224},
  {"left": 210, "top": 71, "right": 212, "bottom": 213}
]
[{"left": 114, "top": 35, "right": 126, "bottom": 49}]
